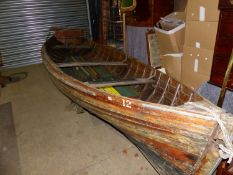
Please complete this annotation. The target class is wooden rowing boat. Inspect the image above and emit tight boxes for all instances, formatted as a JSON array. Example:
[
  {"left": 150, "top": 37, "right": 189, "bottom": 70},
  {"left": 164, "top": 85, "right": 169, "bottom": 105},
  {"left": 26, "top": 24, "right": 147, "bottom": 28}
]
[{"left": 41, "top": 28, "right": 233, "bottom": 175}]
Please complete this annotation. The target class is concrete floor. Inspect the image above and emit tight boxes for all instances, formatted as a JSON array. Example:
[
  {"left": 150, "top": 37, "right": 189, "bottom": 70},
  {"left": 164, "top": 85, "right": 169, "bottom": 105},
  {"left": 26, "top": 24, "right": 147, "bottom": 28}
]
[{"left": 0, "top": 64, "right": 157, "bottom": 175}]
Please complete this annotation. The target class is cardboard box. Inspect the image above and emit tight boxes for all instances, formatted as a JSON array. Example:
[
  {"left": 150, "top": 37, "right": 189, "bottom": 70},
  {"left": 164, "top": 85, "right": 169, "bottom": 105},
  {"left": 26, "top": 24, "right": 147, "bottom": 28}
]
[
  {"left": 182, "top": 46, "right": 213, "bottom": 76},
  {"left": 160, "top": 53, "right": 182, "bottom": 81},
  {"left": 186, "top": 0, "right": 220, "bottom": 22},
  {"left": 155, "top": 12, "right": 185, "bottom": 54},
  {"left": 181, "top": 46, "right": 214, "bottom": 89},
  {"left": 184, "top": 21, "right": 218, "bottom": 50},
  {"left": 165, "top": 12, "right": 186, "bottom": 21},
  {"left": 181, "top": 71, "right": 210, "bottom": 90},
  {"left": 156, "top": 27, "right": 185, "bottom": 54}
]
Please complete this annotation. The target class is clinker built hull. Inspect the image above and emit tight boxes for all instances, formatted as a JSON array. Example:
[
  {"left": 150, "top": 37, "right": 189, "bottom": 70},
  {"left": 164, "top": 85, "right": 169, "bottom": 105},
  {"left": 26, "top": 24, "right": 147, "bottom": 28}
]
[{"left": 42, "top": 34, "right": 233, "bottom": 175}]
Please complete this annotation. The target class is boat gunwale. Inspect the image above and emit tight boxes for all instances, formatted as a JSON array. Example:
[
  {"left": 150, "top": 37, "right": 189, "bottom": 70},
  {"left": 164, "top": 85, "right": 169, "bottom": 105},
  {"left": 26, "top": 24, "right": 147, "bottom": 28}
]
[
  {"left": 41, "top": 42, "right": 221, "bottom": 123},
  {"left": 41, "top": 36, "right": 233, "bottom": 175}
]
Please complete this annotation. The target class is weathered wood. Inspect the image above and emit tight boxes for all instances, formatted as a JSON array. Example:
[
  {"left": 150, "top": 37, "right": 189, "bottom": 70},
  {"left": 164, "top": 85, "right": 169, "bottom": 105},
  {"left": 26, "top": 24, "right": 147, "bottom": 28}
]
[
  {"left": 158, "top": 78, "right": 170, "bottom": 103},
  {"left": 57, "top": 61, "right": 128, "bottom": 68},
  {"left": 171, "top": 84, "right": 181, "bottom": 106},
  {"left": 139, "top": 69, "right": 156, "bottom": 98},
  {"left": 216, "top": 160, "right": 233, "bottom": 175},
  {"left": 188, "top": 93, "right": 193, "bottom": 102},
  {"left": 51, "top": 27, "right": 87, "bottom": 45},
  {"left": 42, "top": 33, "right": 233, "bottom": 175},
  {"left": 88, "top": 78, "right": 155, "bottom": 88},
  {"left": 53, "top": 45, "right": 92, "bottom": 49},
  {"left": 146, "top": 72, "right": 161, "bottom": 101}
]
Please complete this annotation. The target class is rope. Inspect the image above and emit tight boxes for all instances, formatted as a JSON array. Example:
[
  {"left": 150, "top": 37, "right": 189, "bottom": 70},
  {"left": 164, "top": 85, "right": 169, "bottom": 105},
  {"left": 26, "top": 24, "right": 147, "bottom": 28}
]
[{"left": 187, "top": 102, "right": 233, "bottom": 164}]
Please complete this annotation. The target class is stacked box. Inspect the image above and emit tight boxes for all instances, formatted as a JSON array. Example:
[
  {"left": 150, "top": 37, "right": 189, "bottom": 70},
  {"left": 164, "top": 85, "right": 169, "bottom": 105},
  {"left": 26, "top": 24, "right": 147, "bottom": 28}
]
[
  {"left": 155, "top": 12, "right": 185, "bottom": 81},
  {"left": 181, "top": 0, "right": 219, "bottom": 89},
  {"left": 160, "top": 53, "right": 182, "bottom": 81},
  {"left": 186, "top": 0, "right": 219, "bottom": 22}
]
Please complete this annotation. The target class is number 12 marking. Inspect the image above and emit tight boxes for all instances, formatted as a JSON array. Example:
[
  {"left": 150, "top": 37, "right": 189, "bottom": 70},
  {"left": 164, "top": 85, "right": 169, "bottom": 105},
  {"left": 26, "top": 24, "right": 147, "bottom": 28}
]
[{"left": 122, "top": 99, "right": 132, "bottom": 108}]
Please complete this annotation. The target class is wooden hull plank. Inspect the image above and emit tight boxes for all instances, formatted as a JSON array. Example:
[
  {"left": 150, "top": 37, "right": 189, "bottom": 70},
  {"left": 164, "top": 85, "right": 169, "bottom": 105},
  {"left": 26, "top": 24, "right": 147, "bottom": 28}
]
[
  {"left": 41, "top": 35, "right": 233, "bottom": 175},
  {"left": 126, "top": 135, "right": 185, "bottom": 175},
  {"left": 58, "top": 61, "right": 128, "bottom": 67}
]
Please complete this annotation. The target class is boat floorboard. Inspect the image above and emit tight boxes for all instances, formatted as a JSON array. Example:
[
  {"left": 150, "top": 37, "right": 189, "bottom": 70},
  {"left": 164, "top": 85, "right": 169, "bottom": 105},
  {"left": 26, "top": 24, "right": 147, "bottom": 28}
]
[{"left": 61, "top": 55, "right": 140, "bottom": 98}]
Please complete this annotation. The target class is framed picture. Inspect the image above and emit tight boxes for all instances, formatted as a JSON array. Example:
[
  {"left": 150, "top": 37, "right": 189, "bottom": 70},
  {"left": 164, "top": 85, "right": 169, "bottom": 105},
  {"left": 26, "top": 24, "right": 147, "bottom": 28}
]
[{"left": 146, "top": 29, "right": 160, "bottom": 68}]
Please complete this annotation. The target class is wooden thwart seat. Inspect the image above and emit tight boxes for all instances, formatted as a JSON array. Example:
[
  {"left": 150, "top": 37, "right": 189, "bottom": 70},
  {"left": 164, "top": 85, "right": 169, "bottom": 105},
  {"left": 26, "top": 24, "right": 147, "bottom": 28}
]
[
  {"left": 53, "top": 45, "right": 92, "bottom": 49},
  {"left": 87, "top": 78, "right": 155, "bottom": 88},
  {"left": 58, "top": 61, "right": 128, "bottom": 68},
  {"left": 42, "top": 34, "right": 233, "bottom": 175}
]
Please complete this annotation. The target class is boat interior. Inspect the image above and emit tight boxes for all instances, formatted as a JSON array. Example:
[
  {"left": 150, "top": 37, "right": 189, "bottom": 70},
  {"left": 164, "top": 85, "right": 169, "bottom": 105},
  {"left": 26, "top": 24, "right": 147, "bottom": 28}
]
[{"left": 45, "top": 36, "right": 203, "bottom": 106}]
